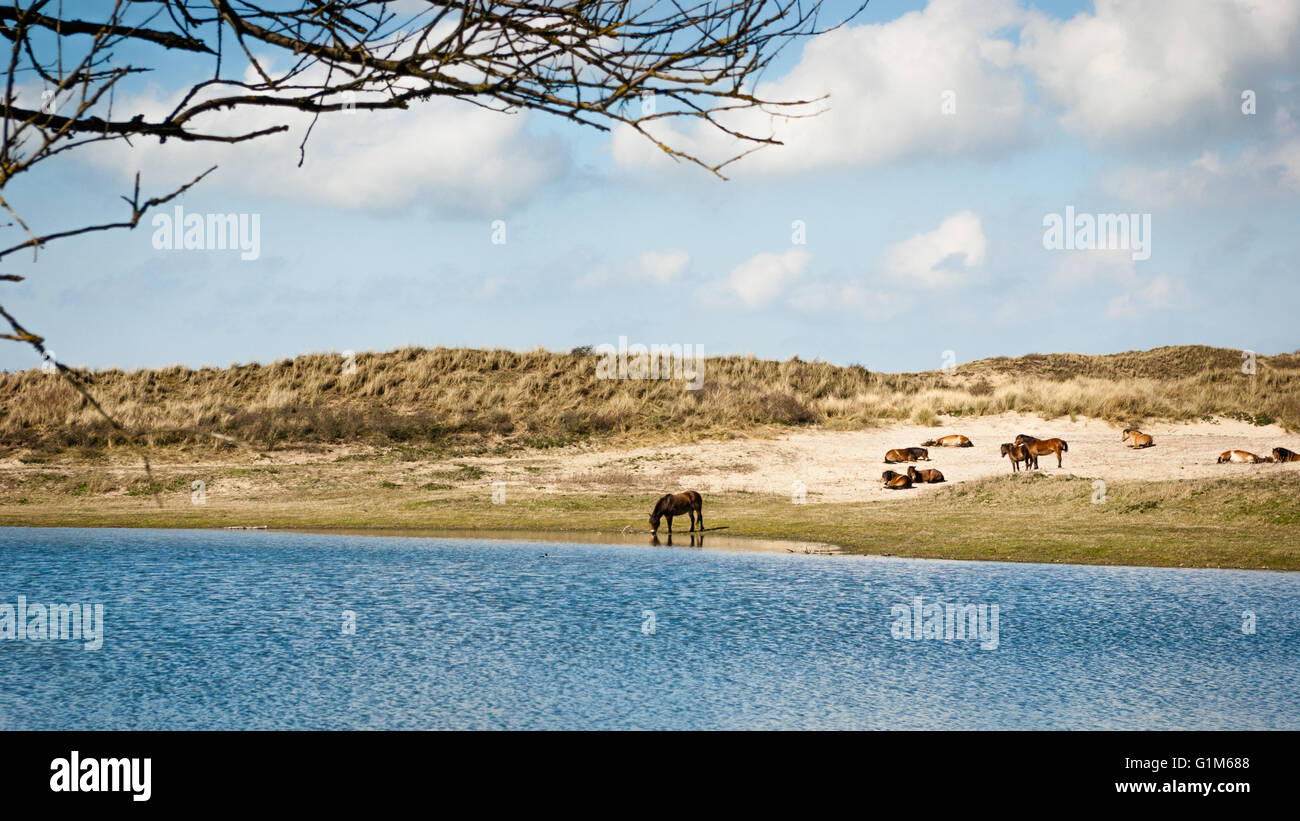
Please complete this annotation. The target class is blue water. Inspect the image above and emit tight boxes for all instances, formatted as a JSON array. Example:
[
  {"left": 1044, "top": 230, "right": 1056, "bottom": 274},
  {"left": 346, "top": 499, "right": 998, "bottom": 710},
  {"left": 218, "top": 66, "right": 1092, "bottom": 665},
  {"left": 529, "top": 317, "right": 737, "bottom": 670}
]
[{"left": 0, "top": 527, "right": 1296, "bottom": 730}]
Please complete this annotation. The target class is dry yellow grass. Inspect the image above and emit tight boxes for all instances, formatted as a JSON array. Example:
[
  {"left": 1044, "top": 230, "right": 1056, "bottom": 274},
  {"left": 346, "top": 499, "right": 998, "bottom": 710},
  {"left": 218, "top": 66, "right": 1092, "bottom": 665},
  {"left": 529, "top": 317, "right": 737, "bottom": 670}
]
[{"left": 0, "top": 344, "right": 1295, "bottom": 456}]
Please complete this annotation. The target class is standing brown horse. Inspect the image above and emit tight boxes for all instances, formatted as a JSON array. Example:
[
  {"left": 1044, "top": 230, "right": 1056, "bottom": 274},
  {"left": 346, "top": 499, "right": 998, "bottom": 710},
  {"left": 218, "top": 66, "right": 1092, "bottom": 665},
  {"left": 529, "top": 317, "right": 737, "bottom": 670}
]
[
  {"left": 1014, "top": 434, "right": 1069, "bottom": 468},
  {"left": 1000, "top": 442, "right": 1033, "bottom": 473},
  {"left": 649, "top": 490, "right": 703, "bottom": 534}
]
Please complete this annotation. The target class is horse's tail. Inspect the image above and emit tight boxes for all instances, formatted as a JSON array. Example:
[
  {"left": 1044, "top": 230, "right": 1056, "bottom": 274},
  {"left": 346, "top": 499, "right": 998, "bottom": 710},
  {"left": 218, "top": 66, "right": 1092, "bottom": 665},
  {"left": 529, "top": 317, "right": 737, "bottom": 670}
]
[{"left": 1061, "top": 440, "right": 1069, "bottom": 452}]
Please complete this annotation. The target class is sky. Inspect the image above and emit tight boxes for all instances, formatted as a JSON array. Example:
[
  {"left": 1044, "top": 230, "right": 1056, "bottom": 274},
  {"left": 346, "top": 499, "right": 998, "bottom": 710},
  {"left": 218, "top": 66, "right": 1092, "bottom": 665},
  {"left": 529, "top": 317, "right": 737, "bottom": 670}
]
[{"left": 2, "top": 0, "right": 1298, "bottom": 374}]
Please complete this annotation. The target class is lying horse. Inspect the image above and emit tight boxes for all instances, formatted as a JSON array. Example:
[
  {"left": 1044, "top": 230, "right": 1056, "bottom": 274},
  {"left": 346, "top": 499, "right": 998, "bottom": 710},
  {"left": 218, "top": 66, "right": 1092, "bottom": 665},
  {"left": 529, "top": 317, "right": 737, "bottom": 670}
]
[
  {"left": 1015, "top": 434, "right": 1068, "bottom": 468},
  {"left": 884, "top": 447, "right": 930, "bottom": 464},
  {"left": 1217, "top": 450, "right": 1269, "bottom": 464},
  {"left": 649, "top": 490, "right": 703, "bottom": 534},
  {"left": 882, "top": 470, "right": 913, "bottom": 489},
  {"left": 907, "top": 465, "right": 946, "bottom": 483},
  {"left": 1121, "top": 428, "right": 1154, "bottom": 448},
  {"left": 1000, "top": 442, "right": 1033, "bottom": 473},
  {"left": 1273, "top": 447, "right": 1299, "bottom": 463},
  {"left": 922, "top": 434, "right": 972, "bottom": 448}
]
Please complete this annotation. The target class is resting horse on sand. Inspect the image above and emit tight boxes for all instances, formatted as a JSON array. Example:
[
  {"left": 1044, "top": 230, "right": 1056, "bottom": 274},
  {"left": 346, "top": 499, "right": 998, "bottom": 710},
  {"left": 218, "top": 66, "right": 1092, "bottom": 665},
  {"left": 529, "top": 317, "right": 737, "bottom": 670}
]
[
  {"left": 1122, "top": 429, "right": 1154, "bottom": 448},
  {"left": 649, "top": 490, "right": 703, "bottom": 534},
  {"left": 1217, "top": 450, "right": 1270, "bottom": 464},
  {"left": 922, "top": 434, "right": 972, "bottom": 448},
  {"left": 1014, "top": 434, "right": 1069, "bottom": 468},
  {"left": 1273, "top": 447, "right": 1299, "bottom": 463},
  {"left": 882, "top": 470, "right": 913, "bottom": 489},
  {"left": 884, "top": 447, "right": 930, "bottom": 464}
]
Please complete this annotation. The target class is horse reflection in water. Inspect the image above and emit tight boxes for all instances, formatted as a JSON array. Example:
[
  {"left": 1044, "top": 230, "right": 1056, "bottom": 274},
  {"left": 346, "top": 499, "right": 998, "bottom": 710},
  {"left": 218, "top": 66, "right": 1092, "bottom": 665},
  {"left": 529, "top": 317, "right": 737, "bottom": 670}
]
[{"left": 651, "top": 533, "right": 704, "bottom": 548}]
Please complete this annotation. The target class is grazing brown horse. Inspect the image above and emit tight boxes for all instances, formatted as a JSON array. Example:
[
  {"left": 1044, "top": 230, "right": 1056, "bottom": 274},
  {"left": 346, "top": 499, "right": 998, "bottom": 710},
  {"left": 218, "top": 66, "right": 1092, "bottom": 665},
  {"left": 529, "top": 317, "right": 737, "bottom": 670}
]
[
  {"left": 884, "top": 447, "right": 930, "bottom": 463},
  {"left": 907, "top": 465, "right": 946, "bottom": 483},
  {"left": 922, "top": 434, "right": 972, "bottom": 448},
  {"left": 1217, "top": 450, "right": 1269, "bottom": 464},
  {"left": 1015, "top": 434, "right": 1068, "bottom": 468},
  {"left": 1273, "top": 447, "right": 1299, "bottom": 463},
  {"left": 882, "top": 470, "right": 913, "bottom": 489},
  {"left": 1000, "top": 442, "right": 1033, "bottom": 473},
  {"left": 1121, "top": 429, "right": 1154, "bottom": 448},
  {"left": 649, "top": 490, "right": 703, "bottom": 534}
]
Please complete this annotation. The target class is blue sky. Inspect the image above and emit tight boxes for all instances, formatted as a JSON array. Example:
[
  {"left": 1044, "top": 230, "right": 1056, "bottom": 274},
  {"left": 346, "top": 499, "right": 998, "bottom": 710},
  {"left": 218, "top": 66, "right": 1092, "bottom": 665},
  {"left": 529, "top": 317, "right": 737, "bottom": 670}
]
[{"left": 3, "top": 0, "right": 1298, "bottom": 373}]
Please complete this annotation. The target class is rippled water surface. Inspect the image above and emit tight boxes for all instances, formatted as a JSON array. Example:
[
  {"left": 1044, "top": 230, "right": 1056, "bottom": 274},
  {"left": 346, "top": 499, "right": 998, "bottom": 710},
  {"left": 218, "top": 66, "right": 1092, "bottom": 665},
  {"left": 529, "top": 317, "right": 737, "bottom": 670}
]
[{"left": 0, "top": 527, "right": 1295, "bottom": 729}]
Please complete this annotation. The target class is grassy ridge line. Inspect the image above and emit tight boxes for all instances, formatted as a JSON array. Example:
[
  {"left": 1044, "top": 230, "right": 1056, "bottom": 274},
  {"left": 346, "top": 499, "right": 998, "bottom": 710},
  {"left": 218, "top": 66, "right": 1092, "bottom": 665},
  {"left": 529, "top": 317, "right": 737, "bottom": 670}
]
[
  {"left": 1, "top": 344, "right": 1297, "bottom": 454},
  {"left": 1, "top": 472, "right": 1296, "bottom": 570}
]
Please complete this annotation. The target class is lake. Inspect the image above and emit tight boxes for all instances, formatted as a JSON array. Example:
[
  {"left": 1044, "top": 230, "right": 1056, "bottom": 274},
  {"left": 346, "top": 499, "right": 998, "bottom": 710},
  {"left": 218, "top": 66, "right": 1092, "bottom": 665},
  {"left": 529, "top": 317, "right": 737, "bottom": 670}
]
[{"left": 0, "top": 527, "right": 1295, "bottom": 730}]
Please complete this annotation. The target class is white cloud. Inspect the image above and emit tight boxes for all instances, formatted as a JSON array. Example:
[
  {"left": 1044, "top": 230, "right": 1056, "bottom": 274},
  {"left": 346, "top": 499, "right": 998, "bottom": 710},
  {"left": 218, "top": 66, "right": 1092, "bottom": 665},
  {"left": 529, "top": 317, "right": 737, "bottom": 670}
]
[
  {"left": 578, "top": 249, "right": 691, "bottom": 289},
  {"left": 1019, "top": 0, "right": 1300, "bottom": 145},
  {"left": 727, "top": 249, "right": 811, "bottom": 307},
  {"left": 611, "top": 0, "right": 1029, "bottom": 174},
  {"left": 1101, "top": 139, "right": 1300, "bottom": 206},
  {"left": 883, "top": 211, "right": 986, "bottom": 288},
  {"left": 788, "top": 281, "right": 912, "bottom": 322},
  {"left": 629, "top": 250, "right": 690, "bottom": 283},
  {"left": 81, "top": 84, "right": 563, "bottom": 216},
  {"left": 1106, "top": 275, "right": 1186, "bottom": 319}
]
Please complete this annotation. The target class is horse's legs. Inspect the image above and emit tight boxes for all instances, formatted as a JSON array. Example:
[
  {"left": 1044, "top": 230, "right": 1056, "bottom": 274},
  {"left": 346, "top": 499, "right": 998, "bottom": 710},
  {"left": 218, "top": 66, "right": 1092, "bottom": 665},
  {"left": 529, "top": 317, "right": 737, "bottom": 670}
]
[
  {"left": 1056, "top": 448, "right": 1063, "bottom": 468},
  {"left": 666, "top": 514, "right": 673, "bottom": 534},
  {"left": 688, "top": 510, "right": 696, "bottom": 532},
  {"left": 696, "top": 504, "right": 703, "bottom": 532}
]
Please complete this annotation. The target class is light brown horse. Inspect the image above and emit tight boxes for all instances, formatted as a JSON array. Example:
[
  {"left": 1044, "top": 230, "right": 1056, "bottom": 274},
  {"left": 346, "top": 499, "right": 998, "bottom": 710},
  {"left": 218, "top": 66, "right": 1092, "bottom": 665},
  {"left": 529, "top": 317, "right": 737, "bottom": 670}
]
[
  {"left": 1121, "top": 428, "right": 1154, "bottom": 448},
  {"left": 649, "top": 490, "right": 703, "bottom": 534},
  {"left": 1014, "top": 434, "right": 1068, "bottom": 468},
  {"left": 1273, "top": 447, "right": 1299, "bottom": 463},
  {"left": 907, "top": 465, "right": 946, "bottom": 483},
  {"left": 922, "top": 434, "right": 972, "bottom": 448},
  {"left": 884, "top": 447, "right": 930, "bottom": 464},
  {"left": 882, "top": 470, "right": 913, "bottom": 489},
  {"left": 1217, "top": 450, "right": 1269, "bottom": 464},
  {"left": 1000, "top": 442, "right": 1033, "bottom": 473}
]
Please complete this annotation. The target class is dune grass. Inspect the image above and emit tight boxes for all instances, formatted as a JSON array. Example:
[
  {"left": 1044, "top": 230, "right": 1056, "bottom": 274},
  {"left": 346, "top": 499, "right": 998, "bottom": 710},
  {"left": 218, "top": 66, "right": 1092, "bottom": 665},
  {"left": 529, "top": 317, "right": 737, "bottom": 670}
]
[{"left": 0, "top": 344, "right": 1296, "bottom": 458}]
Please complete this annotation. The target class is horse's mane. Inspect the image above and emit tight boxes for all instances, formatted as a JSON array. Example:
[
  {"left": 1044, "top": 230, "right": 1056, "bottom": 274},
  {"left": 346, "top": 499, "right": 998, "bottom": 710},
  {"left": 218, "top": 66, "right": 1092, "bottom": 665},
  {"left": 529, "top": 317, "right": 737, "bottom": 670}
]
[{"left": 652, "top": 494, "right": 673, "bottom": 515}]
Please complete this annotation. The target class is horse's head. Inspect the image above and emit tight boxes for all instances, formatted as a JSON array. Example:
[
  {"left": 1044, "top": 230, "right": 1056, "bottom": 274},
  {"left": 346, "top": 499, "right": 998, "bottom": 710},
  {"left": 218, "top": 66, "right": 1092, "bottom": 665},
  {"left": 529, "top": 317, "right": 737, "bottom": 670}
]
[
  {"left": 922, "top": 439, "right": 938, "bottom": 447},
  {"left": 1000, "top": 443, "right": 1012, "bottom": 457},
  {"left": 907, "top": 466, "right": 920, "bottom": 480},
  {"left": 1014, "top": 434, "right": 1033, "bottom": 446}
]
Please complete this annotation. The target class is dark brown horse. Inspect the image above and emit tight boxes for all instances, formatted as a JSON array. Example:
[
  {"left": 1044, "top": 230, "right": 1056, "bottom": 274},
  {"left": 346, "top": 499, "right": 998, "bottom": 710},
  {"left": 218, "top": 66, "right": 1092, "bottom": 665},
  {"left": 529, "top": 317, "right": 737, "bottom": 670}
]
[
  {"left": 1015, "top": 434, "right": 1068, "bottom": 468},
  {"left": 1273, "top": 447, "right": 1299, "bottom": 463},
  {"left": 884, "top": 446, "right": 930, "bottom": 463},
  {"left": 1000, "top": 442, "right": 1033, "bottom": 472},
  {"left": 882, "top": 470, "right": 913, "bottom": 489},
  {"left": 907, "top": 466, "right": 946, "bottom": 483},
  {"left": 649, "top": 490, "right": 703, "bottom": 534}
]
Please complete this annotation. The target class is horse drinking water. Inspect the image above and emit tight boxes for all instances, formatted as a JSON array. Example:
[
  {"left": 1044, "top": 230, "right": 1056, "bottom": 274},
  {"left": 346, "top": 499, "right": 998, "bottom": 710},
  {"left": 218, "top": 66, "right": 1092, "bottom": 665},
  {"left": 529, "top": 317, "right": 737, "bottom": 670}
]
[{"left": 649, "top": 490, "right": 704, "bottom": 534}]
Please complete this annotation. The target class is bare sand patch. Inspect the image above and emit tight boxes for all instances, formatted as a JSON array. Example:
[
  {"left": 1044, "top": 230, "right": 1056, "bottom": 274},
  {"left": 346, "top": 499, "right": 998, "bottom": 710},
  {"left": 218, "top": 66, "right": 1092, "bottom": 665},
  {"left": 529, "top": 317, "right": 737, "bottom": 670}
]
[{"left": 484, "top": 412, "right": 1300, "bottom": 503}]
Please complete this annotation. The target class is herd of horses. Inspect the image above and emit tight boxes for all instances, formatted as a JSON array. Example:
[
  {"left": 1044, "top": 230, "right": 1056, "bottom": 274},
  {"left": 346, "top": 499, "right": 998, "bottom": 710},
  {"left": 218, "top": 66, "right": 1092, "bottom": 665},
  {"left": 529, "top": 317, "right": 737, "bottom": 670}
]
[
  {"left": 882, "top": 432, "right": 1069, "bottom": 489},
  {"left": 646, "top": 432, "right": 1300, "bottom": 532}
]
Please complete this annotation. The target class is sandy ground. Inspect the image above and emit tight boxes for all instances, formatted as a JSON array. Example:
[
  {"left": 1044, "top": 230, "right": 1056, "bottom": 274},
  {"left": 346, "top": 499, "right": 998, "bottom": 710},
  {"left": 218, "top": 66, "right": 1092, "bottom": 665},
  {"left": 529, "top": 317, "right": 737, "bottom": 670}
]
[{"left": 523, "top": 412, "right": 1300, "bottom": 503}]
